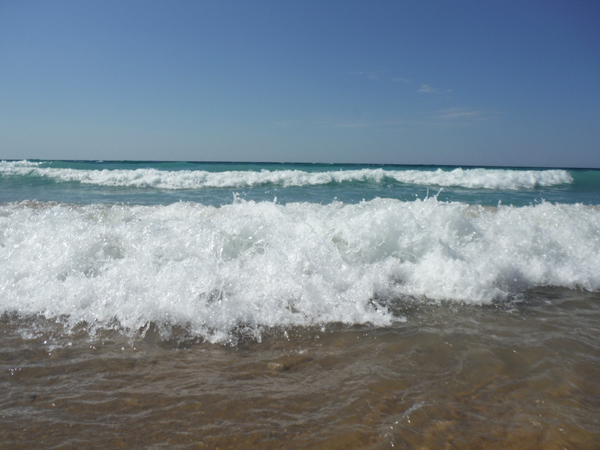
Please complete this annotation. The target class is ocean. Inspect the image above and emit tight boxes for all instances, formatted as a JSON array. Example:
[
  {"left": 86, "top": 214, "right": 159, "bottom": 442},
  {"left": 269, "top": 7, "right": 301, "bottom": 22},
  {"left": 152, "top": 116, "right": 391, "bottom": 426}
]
[{"left": 1, "top": 160, "right": 599, "bottom": 449}]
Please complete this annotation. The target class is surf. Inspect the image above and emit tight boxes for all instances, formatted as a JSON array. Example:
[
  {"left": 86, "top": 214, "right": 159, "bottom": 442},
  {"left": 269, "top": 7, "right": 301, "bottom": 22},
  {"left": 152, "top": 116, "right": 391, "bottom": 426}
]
[
  {"left": 0, "top": 160, "right": 574, "bottom": 190},
  {"left": 2, "top": 197, "right": 598, "bottom": 343}
]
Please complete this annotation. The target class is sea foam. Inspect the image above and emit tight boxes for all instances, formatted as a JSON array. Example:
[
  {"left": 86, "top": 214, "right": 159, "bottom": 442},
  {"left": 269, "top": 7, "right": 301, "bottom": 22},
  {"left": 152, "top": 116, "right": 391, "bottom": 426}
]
[
  {"left": 1, "top": 198, "right": 598, "bottom": 342},
  {"left": 0, "top": 160, "right": 573, "bottom": 190}
]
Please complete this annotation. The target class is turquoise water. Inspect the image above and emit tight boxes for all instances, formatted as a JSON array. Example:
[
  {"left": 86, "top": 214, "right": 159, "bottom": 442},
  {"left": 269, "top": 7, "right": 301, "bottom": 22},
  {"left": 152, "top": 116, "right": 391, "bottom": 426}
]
[{"left": 1, "top": 160, "right": 598, "bottom": 206}]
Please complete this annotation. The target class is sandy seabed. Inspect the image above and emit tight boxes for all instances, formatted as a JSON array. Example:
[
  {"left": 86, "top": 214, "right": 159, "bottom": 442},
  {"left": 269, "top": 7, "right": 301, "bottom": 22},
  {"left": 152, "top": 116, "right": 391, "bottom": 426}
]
[{"left": 1, "top": 288, "right": 599, "bottom": 450}]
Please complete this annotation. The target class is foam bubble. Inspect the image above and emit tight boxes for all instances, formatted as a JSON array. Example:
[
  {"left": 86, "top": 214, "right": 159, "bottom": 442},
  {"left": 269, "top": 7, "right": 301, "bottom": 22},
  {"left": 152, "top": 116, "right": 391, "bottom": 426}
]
[
  {"left": 0, "top": 161, "right": 573, "bottom": 190},
  {"left": 1, "top": 198, "right": 598, "bottom": 342}
]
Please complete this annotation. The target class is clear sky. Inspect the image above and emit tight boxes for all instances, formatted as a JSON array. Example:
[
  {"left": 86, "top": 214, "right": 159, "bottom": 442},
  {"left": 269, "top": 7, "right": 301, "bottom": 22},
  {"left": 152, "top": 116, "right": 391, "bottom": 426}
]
[{"left": 1, "top": 0, "right": 599, "bottom": 167}]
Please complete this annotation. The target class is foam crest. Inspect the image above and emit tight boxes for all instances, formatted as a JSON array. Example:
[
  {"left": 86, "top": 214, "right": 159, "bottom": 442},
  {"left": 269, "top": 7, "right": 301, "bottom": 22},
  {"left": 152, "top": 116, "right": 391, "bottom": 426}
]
[
  {"left": 0, "top": 161, "right": 573, "bottom": 190},
  {"left": 1, "top": 198, "right": 598, "bottom": 342},
  {"left": 389, "top": 168, "right": 573, "bottom": 189}
]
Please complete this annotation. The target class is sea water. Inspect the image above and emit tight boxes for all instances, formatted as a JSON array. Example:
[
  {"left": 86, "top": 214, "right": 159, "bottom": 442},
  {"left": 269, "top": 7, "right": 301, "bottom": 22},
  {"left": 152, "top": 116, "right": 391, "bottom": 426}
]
[{"left": 1, "top": 160, "right": 599, "bottom": 449}]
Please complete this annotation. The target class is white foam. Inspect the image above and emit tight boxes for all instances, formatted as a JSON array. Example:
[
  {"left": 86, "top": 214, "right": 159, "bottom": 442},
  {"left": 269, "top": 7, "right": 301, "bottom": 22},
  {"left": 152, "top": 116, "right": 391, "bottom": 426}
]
[
  {"left": 0, "top": 161, "right": 573, "bottom": 190},
  {"left": 1, "top": 198, "right": 598, "bottom": 342}
]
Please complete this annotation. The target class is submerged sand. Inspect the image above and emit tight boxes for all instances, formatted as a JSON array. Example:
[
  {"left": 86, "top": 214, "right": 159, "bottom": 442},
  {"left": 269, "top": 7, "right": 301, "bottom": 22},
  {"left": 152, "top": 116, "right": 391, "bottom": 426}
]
[{"left": 1, "top": 288, "right": 599, "bottom": 449}]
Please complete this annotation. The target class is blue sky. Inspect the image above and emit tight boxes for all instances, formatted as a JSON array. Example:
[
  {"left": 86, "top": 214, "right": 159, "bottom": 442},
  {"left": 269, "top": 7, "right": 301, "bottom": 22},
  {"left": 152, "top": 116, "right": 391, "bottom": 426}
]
[{"left": 1, "top": 0, "right": 599, "bottom": 167}]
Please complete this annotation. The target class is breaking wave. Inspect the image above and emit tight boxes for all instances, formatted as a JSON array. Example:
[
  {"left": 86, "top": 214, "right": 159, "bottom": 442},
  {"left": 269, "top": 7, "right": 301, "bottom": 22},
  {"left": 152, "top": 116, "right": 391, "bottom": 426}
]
[
  {"left": 0, "top": 160, "right": 573, "bottom": 190},
  {"left": 1, "top": 198, "right": 598, "bottom": 342}
]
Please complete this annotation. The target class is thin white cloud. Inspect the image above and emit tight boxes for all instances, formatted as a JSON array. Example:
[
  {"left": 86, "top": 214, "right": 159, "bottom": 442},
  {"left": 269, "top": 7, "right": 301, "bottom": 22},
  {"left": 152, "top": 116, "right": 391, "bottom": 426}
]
[
  {"left": 274, "top": 120, "right": 299, "bottom": 127},
  {"left": 351, "top": 72, "right": 415, "bottom": 84},
  {"left": 317, "top": 116, "right": 430, "bottom": 129},
  {"left": 317, "top": 120, "right": 372, "bottom": 128},
  {"left": 418, "top": 84, "right": 452, "bottom": 94},
  {"left": 315, "top": 105, "right": 494, "bottom": 130},
  {"left": 433, "top": 107, "right": 488, "bottom": 123},
  {"left": 350, "top": 71, "right": 383, "bottom": 81},
  {"left": 419, "top": 84, "right": 437, "bottom": 93}
]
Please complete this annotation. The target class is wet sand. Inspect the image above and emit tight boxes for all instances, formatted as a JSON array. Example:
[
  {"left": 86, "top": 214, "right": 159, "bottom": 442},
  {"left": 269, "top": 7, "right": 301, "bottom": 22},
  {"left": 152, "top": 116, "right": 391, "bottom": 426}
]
[{"left": 1, "top": 288, "right": 599, "bottom": 449}]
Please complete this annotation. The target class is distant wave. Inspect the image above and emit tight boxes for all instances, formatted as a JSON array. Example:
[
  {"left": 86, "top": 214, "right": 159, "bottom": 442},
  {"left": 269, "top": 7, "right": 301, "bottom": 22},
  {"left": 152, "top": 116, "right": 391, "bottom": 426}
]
[{"left": 0, "top": 160, "right": 573, "bottom": 190}]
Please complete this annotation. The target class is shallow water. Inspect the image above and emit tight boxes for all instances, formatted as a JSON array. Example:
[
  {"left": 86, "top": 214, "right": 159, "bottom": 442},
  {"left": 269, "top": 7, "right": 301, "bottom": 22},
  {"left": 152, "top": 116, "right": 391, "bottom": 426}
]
[{"left": 2, "top": 288, "right": 599, "bottom": 449}]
